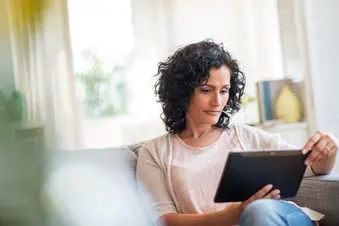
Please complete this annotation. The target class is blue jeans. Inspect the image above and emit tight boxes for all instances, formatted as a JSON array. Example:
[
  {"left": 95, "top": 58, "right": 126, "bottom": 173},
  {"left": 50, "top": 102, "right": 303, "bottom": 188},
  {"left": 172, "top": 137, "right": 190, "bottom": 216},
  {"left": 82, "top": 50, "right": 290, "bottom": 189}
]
[{"left": 239, "top": 199, "right": 315, "bottom": 226}]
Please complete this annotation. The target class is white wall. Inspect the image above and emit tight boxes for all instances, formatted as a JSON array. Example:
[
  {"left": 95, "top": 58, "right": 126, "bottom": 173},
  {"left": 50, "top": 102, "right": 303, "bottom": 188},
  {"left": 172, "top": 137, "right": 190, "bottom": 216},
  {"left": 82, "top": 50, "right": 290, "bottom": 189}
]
[
  {"left": 167, "top": 0, "right": 285, "bottom": 124},
  {"left": 303, "top": 0, "right": 339, "bottom": 134},
  {"left": 170, "top": 0, "right": 284, "bottom": 93},
  {"left": 302, "top": 0, "right": 339, "bottom": 172}
]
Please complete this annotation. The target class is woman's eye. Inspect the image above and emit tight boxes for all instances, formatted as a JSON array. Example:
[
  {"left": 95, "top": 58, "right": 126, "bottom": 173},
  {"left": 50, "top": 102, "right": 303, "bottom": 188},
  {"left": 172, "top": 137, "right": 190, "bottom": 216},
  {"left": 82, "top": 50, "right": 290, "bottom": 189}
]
[
  {"left": 200, "top": 89, "right": 210, "bottom": 93},
  {"left": 221, "top": 90, "right": 229, "bottom": 94}
]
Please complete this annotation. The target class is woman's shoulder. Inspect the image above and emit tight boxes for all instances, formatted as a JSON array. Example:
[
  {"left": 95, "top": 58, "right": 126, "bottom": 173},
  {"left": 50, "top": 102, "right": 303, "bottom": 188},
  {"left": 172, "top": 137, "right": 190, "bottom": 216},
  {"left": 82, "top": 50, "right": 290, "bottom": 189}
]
[
  {"left": 142, "top": 133, "right": 172, "bottom": 148},
  {"left": 231, "top": 122, "right": 287, "bottom": 149},
  {"left": 139, "top": 133, "right": 173, "bottom": 156},
  {"left": 137, "top": 133, "right": 173, "bottom": 171},
  {"left": 232, "top": 122, "right": 272, "bottom": 137}
]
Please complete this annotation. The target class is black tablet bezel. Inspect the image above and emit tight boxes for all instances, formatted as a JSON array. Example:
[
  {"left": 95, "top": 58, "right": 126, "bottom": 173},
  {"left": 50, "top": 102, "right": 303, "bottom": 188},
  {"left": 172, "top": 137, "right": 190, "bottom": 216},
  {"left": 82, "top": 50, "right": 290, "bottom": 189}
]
[{"left": 214, "top": 149, "right": 310, "bottom": 203}]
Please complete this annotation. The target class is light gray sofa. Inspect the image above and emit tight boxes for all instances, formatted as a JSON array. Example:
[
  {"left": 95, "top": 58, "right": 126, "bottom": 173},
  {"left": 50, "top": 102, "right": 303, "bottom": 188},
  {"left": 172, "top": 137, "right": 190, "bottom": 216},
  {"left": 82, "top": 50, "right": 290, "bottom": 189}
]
[{"left": 46, "top": 142, "right": 339, "bottom": 226}]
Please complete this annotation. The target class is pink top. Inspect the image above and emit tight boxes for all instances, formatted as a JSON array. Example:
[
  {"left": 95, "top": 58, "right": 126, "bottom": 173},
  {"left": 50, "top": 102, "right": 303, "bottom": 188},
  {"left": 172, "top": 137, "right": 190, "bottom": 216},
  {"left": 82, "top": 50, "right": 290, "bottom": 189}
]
[
  {"left": 171, "top": 125, "right": 243, "bottom": 214},
  {"left": 136, "top": 123, "right": 320, "bottom": 223}
]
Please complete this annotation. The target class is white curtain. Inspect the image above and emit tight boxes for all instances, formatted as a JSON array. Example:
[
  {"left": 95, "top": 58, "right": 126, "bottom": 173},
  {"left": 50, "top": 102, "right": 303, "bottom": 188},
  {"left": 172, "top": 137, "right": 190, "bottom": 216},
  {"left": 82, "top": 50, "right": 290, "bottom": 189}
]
[
  {"left": 117, "top": 0, "right": 173, "bottom": 145},
  {"left": 7, "top": 0, "right": 83, "bottom": 150},
  {"left": 127, "top": 0, "right": 284, "bottom": 129},
  {"left": 128, "top": 0, "right": 173, "bottom": 118}
]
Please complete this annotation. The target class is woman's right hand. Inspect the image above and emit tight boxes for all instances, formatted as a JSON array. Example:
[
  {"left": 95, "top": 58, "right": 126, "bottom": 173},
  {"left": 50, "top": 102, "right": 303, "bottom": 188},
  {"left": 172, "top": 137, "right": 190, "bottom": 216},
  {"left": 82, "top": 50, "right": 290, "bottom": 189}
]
[
  {"left": 223, "top": 184, "right": 280, "bottom": 225},
  {"left": 240, "top": 184, "right": 280, "bottom": 210}
]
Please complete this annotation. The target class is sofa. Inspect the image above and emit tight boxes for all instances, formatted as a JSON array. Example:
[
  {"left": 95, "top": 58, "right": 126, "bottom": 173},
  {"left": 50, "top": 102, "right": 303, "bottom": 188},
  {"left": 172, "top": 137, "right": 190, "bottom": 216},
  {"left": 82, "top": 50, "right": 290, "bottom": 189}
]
[{"left": 45, "top": 141, "right": 339, "bottom": 226}]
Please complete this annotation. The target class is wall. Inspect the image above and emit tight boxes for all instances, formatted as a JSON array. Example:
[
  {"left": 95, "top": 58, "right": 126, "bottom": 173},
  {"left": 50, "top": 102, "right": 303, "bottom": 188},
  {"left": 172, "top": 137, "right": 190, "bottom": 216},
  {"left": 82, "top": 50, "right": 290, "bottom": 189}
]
[
  {"left": 170, "top": 0, "right": 284, "bottom": 92},
  {"left": 303, "top": 0, "right": 339, "bottom": 135},
  {"left": 0, "top": 0, "right": 15, "bottom": 94},
  {"left": 302, "top": 0, "right": 339, "bottom": 172}
]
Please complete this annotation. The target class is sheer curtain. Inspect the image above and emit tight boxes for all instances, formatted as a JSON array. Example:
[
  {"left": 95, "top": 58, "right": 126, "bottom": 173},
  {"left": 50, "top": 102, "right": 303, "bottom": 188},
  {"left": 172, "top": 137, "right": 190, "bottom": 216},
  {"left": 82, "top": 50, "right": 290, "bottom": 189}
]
[
  {"left": 7, "top": 0, "right": 83, "bottom": 150},
  {"left": 41, "top": 0, "right": 285, "bottom": 147},
  {"left": 117, "top": 0, "right": 174, "bottom": 145},
  {"left": 125, "top": 0, "right": 284, "bottom": 132}
]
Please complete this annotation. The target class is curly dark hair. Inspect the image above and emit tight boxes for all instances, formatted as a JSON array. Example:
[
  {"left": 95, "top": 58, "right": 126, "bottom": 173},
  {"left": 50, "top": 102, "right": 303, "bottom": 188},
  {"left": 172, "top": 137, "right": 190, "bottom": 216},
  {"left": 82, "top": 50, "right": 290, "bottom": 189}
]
[{"left": 154, "top": 39, "right": 246, "bottom": 134}]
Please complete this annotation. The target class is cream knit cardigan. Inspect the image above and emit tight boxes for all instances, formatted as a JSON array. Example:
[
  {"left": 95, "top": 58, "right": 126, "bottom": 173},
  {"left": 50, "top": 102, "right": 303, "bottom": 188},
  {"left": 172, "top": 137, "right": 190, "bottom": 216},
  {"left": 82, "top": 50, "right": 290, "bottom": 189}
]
[{"left": 136, "top": 123, "right": 313, "bottom": 222}]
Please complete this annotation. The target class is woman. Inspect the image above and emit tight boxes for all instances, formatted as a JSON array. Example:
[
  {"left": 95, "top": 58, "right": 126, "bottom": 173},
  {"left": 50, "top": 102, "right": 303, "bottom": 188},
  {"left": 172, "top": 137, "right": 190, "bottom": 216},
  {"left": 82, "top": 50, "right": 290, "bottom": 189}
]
[{"left": 136, "top": 39, "right": 338, "bottom": 226}]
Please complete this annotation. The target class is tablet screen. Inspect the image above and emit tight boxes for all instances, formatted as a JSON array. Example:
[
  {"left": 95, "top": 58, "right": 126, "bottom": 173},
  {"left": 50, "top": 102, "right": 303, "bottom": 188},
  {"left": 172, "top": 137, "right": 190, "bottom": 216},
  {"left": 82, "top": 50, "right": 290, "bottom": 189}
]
[{"left": 214, "top": 150, "right": 309, "bottom": 203}]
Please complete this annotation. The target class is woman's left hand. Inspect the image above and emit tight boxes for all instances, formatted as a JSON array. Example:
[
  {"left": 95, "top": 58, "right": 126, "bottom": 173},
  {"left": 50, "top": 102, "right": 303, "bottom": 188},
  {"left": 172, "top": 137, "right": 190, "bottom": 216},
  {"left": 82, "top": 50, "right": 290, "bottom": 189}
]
[{"left": 302, "top": 131, "right": 338, "bottom": 166}]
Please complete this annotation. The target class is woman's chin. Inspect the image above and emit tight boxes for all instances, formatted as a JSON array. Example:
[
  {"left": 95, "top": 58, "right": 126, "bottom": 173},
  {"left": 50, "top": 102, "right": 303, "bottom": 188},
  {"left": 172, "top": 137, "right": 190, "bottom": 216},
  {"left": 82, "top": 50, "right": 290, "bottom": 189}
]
[{"left": 202, "top": 117, "right": 220, "bottom": 125}]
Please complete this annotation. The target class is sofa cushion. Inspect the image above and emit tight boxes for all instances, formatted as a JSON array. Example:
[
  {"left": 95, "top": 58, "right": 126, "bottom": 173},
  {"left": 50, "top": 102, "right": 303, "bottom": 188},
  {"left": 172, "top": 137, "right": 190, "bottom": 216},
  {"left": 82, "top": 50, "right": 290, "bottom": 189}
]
[
  {"left": 127, "top": 141, "right": 146, "bottom": 157},
  {"left": 295, "top": 175, "right": 339, "bottom": 226},
  {"left": 44, "top": 147, "right": 154, "bottom": 226}
]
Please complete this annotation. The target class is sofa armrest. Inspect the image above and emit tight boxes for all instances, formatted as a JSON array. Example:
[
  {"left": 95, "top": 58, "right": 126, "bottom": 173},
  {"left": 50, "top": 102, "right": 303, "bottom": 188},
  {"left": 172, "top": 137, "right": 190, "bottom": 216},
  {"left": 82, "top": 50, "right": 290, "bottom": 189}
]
[{"left": 295, "top": 174, "right": 339, "bottom": 226}]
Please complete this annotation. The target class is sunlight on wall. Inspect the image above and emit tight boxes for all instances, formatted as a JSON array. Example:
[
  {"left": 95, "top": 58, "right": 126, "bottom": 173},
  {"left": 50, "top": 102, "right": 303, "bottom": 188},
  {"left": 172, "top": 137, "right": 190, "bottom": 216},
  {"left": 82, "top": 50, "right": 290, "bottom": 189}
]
[{"left": 67, "top": 0, "right": 134, "bottom": 70}]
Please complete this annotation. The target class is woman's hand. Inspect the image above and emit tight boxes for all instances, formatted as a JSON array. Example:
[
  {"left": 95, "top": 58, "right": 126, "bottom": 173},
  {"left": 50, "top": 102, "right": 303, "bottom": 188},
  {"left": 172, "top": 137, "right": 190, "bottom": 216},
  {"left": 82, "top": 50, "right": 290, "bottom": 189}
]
[
  {"left": 240, "top": 184, "right": 280, "bottom": 210},
  {"left": 302, "top": 131, "right": 338, "bottom": 174},
  {"left": 224, "top": 184, "right": 280, "bottom": 225},
  {"left": 302, "top": 131, "right": 338, "bottom": 164}
]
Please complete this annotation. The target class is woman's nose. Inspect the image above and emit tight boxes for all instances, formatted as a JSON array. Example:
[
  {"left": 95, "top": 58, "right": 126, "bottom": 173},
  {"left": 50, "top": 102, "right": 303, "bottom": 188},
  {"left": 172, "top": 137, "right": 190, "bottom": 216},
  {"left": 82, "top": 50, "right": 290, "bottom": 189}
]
[{"left": 212, "top": 94, "right": 222, "bottom": 106}]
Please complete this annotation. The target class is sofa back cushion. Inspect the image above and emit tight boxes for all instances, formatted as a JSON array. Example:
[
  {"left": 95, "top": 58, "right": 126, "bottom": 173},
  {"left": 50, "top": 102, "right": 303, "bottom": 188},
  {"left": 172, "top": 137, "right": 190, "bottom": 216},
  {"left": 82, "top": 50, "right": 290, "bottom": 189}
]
[
  {"left": 127, "top": 141, "right": 146, "bottom": 158},
  {"left": 44, "top": 145, "right": 153, "bottom": 225}
]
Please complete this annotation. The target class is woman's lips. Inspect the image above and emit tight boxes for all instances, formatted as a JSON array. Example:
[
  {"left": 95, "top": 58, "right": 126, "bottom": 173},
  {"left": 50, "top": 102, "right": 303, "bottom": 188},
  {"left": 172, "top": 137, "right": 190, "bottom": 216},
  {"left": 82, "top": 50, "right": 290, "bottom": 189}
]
[{"left": 204, "top": 111, "right": 221, "bottom": 115}]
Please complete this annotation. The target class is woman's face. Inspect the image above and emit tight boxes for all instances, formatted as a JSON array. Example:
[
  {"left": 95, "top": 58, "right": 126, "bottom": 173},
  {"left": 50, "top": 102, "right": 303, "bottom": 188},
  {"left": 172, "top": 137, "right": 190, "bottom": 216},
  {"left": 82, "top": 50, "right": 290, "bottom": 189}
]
[{"left": 186, "top": 65, "right": 231, "bottom": 127}]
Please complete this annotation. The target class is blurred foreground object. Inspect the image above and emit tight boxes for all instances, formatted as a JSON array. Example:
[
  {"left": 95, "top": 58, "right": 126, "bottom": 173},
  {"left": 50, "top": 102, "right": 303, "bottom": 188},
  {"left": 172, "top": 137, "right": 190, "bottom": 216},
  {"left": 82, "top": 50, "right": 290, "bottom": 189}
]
[
  {"left": 7, "top": 0, "right": 45, "bottom": 38},
  {"left": 0, "top": 123, "right": 45, "bottom": 226},
  {"left": 6, "top": 0, "right": 84, "bottom": 150},
  {"left": 0, "top": 90, "right": 27, "bottom": 123},
  {"left": 43, "top": 148, "right": 156, "bottom": 226}
]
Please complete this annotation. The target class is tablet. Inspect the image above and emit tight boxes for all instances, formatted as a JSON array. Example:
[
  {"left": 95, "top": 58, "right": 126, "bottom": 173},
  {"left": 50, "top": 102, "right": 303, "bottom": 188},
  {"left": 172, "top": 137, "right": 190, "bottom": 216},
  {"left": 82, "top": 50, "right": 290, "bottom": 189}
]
[{"left": 214, "top": 150, "right": 310, "bottom": 203}]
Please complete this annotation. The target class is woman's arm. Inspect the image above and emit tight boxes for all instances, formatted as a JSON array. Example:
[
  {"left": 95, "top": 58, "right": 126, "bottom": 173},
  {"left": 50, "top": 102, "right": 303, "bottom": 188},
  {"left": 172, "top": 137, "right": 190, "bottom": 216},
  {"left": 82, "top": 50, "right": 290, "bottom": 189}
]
[
  {"left": 137, "top": 136, "right": 280, "bottom": 226},
  {"left": 137, "top": 145, "right": 242, "bottom": 226},
  {"left": 136, "top": 145, "right": 179, "bottom": 222},
  {"left": 241, "top": 125, "right": 338, "bottom": 175},
  {"left": 160, "top": 203, "right": 241, "bottom": 226},
  {"left": 159, "top": 185, "right": 279, "bottom": 226}
]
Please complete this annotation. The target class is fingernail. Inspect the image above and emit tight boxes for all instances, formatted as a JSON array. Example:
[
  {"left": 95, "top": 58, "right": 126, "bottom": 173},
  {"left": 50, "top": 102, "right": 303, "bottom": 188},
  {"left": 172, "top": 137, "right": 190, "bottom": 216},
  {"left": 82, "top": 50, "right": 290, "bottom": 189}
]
[{"left": 305, "top": 160, "right": 309, "bottom": 165}]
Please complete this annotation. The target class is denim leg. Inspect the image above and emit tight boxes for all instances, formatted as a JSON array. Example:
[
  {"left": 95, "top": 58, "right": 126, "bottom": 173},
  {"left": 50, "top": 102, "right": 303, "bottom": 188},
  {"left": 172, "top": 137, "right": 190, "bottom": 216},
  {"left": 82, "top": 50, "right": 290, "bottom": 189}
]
[{"left": 239, "top": 199, "right": 315, "bottom": 226}]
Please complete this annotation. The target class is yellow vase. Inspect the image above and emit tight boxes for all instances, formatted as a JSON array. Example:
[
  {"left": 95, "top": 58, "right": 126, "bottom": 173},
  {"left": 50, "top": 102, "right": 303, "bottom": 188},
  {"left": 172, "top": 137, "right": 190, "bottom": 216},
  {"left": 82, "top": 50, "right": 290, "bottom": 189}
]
[{"left": 274, "top": 85, "right": 302, "bottom": 123}]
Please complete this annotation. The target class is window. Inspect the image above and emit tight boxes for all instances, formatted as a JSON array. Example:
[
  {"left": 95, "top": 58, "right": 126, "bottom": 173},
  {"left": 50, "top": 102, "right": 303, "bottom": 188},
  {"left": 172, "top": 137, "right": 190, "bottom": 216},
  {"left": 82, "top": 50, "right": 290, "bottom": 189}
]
[
  {"left": 67, "top": 0, "right": 294, "bottom": 148},
  {"left": 68, "top": 0, "right": 134, "bottom": 118}
]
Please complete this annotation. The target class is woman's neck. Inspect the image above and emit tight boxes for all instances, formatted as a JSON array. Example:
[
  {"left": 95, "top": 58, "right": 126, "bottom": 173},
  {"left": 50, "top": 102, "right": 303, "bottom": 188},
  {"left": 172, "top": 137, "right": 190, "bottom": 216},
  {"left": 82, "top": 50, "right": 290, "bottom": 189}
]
[
  {"left": 180, "top": 126, "right": 214, "bottom": 139},
  {"left": 177, "top": 123, "right": 224, "bottom": 149},
  {"left": 179, "top": 118, "right": 215, "bottom": 139}
]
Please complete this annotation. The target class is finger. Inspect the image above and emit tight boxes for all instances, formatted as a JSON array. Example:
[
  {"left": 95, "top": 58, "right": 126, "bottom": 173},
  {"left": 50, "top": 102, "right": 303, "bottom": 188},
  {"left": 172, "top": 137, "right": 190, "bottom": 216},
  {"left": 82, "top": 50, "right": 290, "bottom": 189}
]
[
  {"left": 302, "top": 131, "right": 323, "bottom": 154},
  {"left": 316, "top": 144, "right": 336, "bottom": 162},
  {"left": 263, "top": 189, "right": 280, "bottom": 199},
  {"left": 315, "top": 143, "right": 335, "bottom": 162},
  {"left": 305, "top": 147, "right": 320, "bottom": 165},
  {"left": 305, "top": 139, "right": 328, "bottom": 165},
  {"left": 316, "top": 154, "right": 325, "bottom": 163},
  {"left": 245, "top": 184, "right": 273, "bottom": 204},
  {"left": 273, "top": 195, "right": 281, "bottom": 200},
  {"left": 325, "top": 140, "right": 337, "bottom": 157},
  {"left": 327, "top": 134, "right": 338, "bottom": 157},
  {"left": 270, "top": 194, "right": 281, "bottom": 200},
  {"left": 328, "top": 133, "right": 339, "bottom": 149},
  {"left": 329, "top": 146, "right": 338, "bottom": 157}
]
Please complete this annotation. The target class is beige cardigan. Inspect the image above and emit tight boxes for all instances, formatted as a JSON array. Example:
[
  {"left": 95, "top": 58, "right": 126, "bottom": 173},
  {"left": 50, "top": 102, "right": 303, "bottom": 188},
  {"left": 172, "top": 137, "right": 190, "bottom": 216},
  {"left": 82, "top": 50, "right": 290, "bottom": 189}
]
[{"left": 136, "top": 123, "right": 314, "bottom": 222}]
